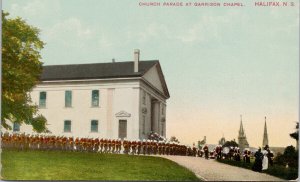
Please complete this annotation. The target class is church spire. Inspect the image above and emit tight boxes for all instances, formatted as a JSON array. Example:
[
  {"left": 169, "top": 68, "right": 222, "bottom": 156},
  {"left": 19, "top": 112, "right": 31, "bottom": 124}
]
[
  {"left": 238, "top": 115, "right": 249, "bottom": 151},
  {"left": 239, "top": 115, "right": 245, "bottom": 136},
  {"left": 262, "top": 116, "right": 269, "bottom": 147}
]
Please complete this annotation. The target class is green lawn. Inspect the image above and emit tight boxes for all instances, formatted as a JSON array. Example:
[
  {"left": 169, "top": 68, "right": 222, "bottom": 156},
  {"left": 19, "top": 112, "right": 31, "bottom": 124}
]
[
  {"left": 217, "top": 158, "right": 298, "bottom": 180},
  {"left": 2, "top": 149, "right": 199, "bottom": 181}
]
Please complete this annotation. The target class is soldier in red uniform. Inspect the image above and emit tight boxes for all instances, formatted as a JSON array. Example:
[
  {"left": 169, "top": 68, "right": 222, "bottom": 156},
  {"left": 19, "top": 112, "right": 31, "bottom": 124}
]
[
  {"left": 62, "top": 137, "right": 67, "bottom": 151},
  {"left": 158, "top": 141, "right": 162, "bottom": 155},
  {"left": 146, "top": 140, "right": 152, "bottom": 155},
  {"left": 162, "top": 142, "right": 166, "bottom": 155},
  {"left": 127, "top": 140, "right": 132, "bottom": 154},
  {"left": 131, "top": 140, "right": 136, "bottom": 155},
  {"left": 123, "top": 139, "right": 128, "bottom": 154},
  {"left": 99, "top": 138, "right": 104, "bottom": 153},
  {"left": 94, "top": 138, "right": 99, "bottom": 152},
  {"left": 103, "top": 139, "right": 108, "bottom": 153},
  {"left": 88, "top": 138, "right": 93, "bottom": 152},
  {"left": 107, "top": 139, "right": 112, "bottom": 153},
  {"left": 137, "top": 140, "right": 142, "bottom": 155},
  {"left": 165, "top": 143, "right": 170, "bottom": 155},
  {"left": 74, "top": 137, "right": 79, "bottom": 151},
  {"left": 143, "top": 140, "right": 147, "bottom": 155},
  {"left": 80, "top": 138, "right": 85, "bottom": 152},
  {"left": 116, "top": 139, "right": 121, "bottom": 154},
  {"left": 152, "top": 141, "right": 156, "bottom": 155},
  {"left": 70, "top": 137, "right": 74, "bottom": 151}
]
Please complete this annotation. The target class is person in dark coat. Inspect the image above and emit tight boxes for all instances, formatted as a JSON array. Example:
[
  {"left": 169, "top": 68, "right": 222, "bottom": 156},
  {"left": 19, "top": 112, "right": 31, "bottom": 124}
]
[
  {"left": 203, "top": 145, "right": 209, "bottom": 159},
  {"left": 264, "top": 145, "right": 274, "bottom": 166},
  {"left": 246, "top": 150, "right": 251, "bottom": 163},
  {"left": 252, "top": 148, "right": 264, "bottom": 172}
]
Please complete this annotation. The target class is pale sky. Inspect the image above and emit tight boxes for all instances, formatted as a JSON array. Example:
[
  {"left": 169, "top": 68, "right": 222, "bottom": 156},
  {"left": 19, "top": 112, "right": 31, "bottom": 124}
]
[{"left": 3, "top": 0, "right": 299, "bottom": 147}]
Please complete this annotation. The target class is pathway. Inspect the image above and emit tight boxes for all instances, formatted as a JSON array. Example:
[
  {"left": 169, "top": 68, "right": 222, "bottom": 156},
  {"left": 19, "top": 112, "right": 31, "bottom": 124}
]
[{"left": 159, "top": 155, "right": 284, "bottom": 181}]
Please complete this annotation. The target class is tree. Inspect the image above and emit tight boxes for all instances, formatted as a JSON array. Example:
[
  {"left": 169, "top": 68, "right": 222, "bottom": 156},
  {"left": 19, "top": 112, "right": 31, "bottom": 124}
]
[
  {"left": 147, "top": 131, "right": 165, "bottom": 141},
  {"left": 2, "top": 11, "right": 47, "bottom": 132},
  {"left": 290, "top": 122, "right": 298, "bottom": 141},
  {"left": 169, "top": 136, "right": 180, "bottom": 143},
  {"left": 222, "top": 140, "right": 239, "bottom": 148},
  {"left": 274, "top": 145, "right": 298, "bottom": 168},
  {"left": 290, "top": 122, "right": 299, "bottom": 150}
]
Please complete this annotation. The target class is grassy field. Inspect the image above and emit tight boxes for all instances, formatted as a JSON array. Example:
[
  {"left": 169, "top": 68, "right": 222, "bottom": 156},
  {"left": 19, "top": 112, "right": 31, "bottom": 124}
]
[
  {"left": 2, "top": 149, "right": 199, "bottom": 181},
  {"left": 217, "top": 159, "right": 298, "bottom": 180}
]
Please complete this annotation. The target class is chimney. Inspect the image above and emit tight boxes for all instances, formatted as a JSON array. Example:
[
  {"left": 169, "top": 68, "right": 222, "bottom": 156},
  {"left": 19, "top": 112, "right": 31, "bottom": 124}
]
[
  {"left": 112, "top": 58, "right": 115, "bottom": 63},
  {"left": 134, "top": 49, "right": 140, "bottom": 72}
]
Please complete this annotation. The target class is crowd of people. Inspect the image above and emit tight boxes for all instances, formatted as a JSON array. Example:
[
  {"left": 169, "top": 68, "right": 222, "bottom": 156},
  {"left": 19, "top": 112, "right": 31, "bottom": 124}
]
[
  {"left": 1, "top": 132, "right": 274, "bottom": 171},
  {"left": 252, "top": 145, "right": 274, "bottom": 172}
]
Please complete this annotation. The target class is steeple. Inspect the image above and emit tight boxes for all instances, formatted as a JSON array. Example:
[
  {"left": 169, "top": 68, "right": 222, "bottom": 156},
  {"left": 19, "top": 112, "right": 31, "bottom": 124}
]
[
  {"left": 262, "top": 116, "right": 269, "bottom": 147},
  {"left": 238, "top": 115, "right": 249, "bottom": 151},
  {"left": 239, "top": 115, "right": 245, "bottom": 136}
]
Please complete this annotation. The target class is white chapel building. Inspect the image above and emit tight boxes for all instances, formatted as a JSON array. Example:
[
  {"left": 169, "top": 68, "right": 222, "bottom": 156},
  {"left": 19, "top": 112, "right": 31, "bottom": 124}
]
[{"left": 12, "top": 50, "right": 170, "bottom": 140}]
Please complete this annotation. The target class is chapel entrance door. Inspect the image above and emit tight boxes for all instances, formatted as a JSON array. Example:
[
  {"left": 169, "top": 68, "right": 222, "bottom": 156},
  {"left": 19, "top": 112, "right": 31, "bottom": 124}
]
[{"left": 118, "top": 120, "right": 127, "bottom": 139}]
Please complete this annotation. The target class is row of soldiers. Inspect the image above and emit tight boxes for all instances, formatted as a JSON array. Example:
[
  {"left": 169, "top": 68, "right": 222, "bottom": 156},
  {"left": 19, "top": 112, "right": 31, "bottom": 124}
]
[{"left": 1, "top": 133, "right": 200, "bottom": 156}]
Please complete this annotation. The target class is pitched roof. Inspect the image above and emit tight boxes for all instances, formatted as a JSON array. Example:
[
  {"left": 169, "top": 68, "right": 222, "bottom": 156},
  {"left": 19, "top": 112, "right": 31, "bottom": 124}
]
[
  {"left": 40, "top": 60, "right": 170, "bottom": 98},
  {"left": 40, "top": 60, "right": 158, "bottom": 81}
]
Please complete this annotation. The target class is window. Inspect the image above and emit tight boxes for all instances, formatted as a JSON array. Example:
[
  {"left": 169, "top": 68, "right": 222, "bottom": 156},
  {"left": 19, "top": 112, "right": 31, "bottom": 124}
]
[
  {"left": 92, "top": 90, "right": 99, "bottom": 107},
  {"left": 13, "top": 123, "right": 20, "bottom": 132},
  {"left": 142, "top": 116, "right": 146, "bottom": 134},
  {"left": 161, "top": 123, "right": 164, "bottom": 136},
  {"left": 39, "top": 91, "right": 46, "bottom": 108},
  {"left": 65, "top": 90, "right": 72, "bottom": 107},
  {"left": 91, "top": 120, "right": 98, "bottom": 132},
  {"left": 142, "top": 90, "right": 146, "bottom": 105},
  {"left": 64, "top": 120, "right": 71, "bottom": 132},
  {"left": 162, "top": 106, "right": 164, "bottom": 115}
]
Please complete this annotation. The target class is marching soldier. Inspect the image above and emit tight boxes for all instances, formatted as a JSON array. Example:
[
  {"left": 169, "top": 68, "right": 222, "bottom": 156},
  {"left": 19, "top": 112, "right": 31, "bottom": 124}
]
[
  {"left": 69, "top": 137, "right": 74, "bottom": 151},
  {"left": 131, "top": 140, "right": 137, "bottom": 155},
  {"left": 107, "top": 139, "right": 112, "bottom": 153},
  {"left": 110, "top": 139, "right": 115, "bottom": 153},
  {"left": 116, "top": 139, "right": 122, "bottom": 154},
  {"left": 165, "top": 142, "right": 170, "bottom": 155},
  {"left": 162, "top": 142, "right": 166, "bottom": 155},
  {"left": 99, "top": 138, "right": 104, "bottom": 153},
  {"left": 169, "top": 142, "right": 174, "bottom": 155},
  {"left": 75, "top": 137, "right": 80, "bottom": 151},
  {"left": 123, "top": 139, "right": 128, "bottom": 154},
  {"left": 127, "top": 140, "right": 132, "bottom": 154},
  {"left": 94, "top": 138, "right": 100, "bottom": 152},
  {"left": 103, "top": 138, "right": 108, "bottom": 153},
  {"left": 137, "top": 140, "right": 142, "bottom": 155},
  {"left": 142, "top": 139, "right": 147, "bottom": 155},
  {"left": 147, "top": 140, "right": 152, "bottom": 155},
  {"left": 158, "top": 141, "right": 162, "bottom": 155}
]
